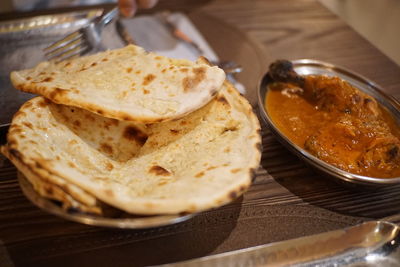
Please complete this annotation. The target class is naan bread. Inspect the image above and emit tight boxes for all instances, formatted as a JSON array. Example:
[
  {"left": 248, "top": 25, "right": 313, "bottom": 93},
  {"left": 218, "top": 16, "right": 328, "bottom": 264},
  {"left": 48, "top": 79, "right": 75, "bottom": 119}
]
[
  {"left": 2, "top": 82, "right": 261, "bottom": 215},
  {"left": 17, "top": 171, "right": 103, "bottom": 215},
  {"left": 10, "top": 45, "right": 225, "bottom": 123},
  {"left": 3, "top": 148, "right": 104, "bottom": 214}
]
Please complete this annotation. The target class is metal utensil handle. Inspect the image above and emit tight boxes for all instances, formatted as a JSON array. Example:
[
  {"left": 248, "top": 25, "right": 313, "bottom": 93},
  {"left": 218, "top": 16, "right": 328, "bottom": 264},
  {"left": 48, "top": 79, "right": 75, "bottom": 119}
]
[
  {"left": 382, "top": 213, "right": 400, "bottom": 224},
  {"left": 98, "top": 7, "right": 119, "bottom": 29},
  {"left": 162, "top": 221, "right": 400, "bottom": 267}
]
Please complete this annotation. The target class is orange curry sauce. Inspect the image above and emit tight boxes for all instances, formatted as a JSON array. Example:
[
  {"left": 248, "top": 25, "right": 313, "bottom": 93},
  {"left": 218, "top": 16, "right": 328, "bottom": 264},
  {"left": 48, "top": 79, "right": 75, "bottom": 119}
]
[{"left": 265, "top": 76, "right": 400, "bottom": 178}]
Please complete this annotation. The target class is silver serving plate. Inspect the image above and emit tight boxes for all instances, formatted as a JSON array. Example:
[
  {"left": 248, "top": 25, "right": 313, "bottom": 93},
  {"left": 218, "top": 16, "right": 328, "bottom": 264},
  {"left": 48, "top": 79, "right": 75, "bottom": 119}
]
[
  {"left": 163, "top": 218, "right": 400, "bottom": 266},
  {"left": 257, "top": 59, "right": 400, "bottom": 186},
  {"left": 18, "top": 172, "right": 194, "bottom": 229},
  {"left": 0, "top": 10, "right": 103, "bottom": 34}
]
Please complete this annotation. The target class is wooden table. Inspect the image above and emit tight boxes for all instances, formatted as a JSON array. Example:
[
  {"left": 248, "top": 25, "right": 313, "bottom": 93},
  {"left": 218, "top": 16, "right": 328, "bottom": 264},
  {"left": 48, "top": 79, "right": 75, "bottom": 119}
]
[{"left": 1, "top": 0, "right": 400, "bottom": 266}]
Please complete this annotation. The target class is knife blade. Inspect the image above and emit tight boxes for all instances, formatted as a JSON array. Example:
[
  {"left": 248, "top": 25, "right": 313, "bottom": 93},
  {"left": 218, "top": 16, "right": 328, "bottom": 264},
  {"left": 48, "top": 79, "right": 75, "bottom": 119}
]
[{"left": 158, "top": 220, "right": 400, "bottom": 267}]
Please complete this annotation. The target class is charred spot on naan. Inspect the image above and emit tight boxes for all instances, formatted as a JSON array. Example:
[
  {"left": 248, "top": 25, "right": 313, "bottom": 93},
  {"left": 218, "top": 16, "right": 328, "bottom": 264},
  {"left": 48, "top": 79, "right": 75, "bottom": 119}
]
[
  {"left": 210, "top": 88, "right": 219, "bottom": 97},
  {"left": 142, "top": 74, "right": 156, "bottom": 86},
  {"left": 123, "top": 126, "right": 148, "bottom": 146},
  {"left": 149, "top": 165, "right": 171, "bottom": 176},
  {"left": 38, "top": 98, "right": 51, "bottom": 108},
  {"left": 99, "top": 143, "right": 113, "bottom": 155},
  {"left": 43, "top": 183, "right": 54, "bottom": 195},
  {"left": 8, "top": 147, "right": 22, "bottom": 160},
  {"left": 182, "top": 67, "right": 207, "bottom": 92},
  {"left": 169, "top": 129, "right": 180, "bottom": 135},
  {"left": 230, "top": 168, "right": 241, "bottom": 173},
  {"left": 194, "top": 165, "right": 222, "bottom": 178},
  {"left": 48, "top": 87, "right": 70, "bottom": 101},
  {"left": 40, "top": 77, "right": 53, "bottom": 83},
  {"left": 228, "top": 183, "right": 250, "bottom": 201},
  {"left": 8, "top": 124, "right": 23, "bottom": 135},
  {"left": 216, "top": 95, "right": 230, "bottom": 106},
  {"left": 221, "top": 121, "right": 240, "bottom": 135},
  {"left": 67, "top": 161, "right": 76, "bottom": 168},
  {"left": 105, "top": 162, "right": 114, "bottom": 171},
  {"left": 195, "top": 171, "right": 204, "bottom": 178}
]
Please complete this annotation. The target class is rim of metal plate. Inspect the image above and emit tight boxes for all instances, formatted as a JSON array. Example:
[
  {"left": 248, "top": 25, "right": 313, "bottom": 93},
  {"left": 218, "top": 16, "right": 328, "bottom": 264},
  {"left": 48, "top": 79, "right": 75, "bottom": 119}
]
[
  {"left": 0, "top": 9, "right": 104, "bottom": 34},
  {"left": 18, "top": 172, "right": 195, "bottom": 229}
]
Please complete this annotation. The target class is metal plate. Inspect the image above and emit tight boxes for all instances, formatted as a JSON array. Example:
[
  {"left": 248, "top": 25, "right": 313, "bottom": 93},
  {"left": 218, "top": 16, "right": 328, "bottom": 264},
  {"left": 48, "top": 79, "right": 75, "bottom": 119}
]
[
  {"left": 0, "top": 9, "right": 103, "bottom": 127},
  {"left": 18, "top": 172, "right": 194, "bottom": 229},
  {"left": 258, "top": 59, "right": 400, "bottom": 186}
]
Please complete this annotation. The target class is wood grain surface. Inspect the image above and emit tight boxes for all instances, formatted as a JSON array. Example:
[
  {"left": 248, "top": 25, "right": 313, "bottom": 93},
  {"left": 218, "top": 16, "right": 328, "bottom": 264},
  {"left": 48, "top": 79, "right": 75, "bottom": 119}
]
[{"left": 1, "top": 0, "right": 400, "bottom": 266}]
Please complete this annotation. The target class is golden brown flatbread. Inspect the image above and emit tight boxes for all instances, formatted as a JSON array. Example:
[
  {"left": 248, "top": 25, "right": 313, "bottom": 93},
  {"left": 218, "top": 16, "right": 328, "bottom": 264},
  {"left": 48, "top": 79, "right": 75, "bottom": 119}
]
[
  {"left": 2, "top": 82, "right": 261, "bottom": 215},
  {"left": 10, "top": 45, "right": 226, "bottom": 123}
]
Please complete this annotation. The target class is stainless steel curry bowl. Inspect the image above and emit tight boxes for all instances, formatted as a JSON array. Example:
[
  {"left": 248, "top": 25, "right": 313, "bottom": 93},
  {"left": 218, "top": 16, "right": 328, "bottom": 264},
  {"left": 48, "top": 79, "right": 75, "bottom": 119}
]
[{"left": 257, "top": 59, "right": 400, "bottom": 186}]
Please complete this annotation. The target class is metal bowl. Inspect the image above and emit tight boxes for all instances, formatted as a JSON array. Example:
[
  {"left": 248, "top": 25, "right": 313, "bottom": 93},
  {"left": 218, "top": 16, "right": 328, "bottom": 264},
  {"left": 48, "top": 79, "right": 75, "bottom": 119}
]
[{"left": 257, "top": 59, "right": 400, "bottom": 186}]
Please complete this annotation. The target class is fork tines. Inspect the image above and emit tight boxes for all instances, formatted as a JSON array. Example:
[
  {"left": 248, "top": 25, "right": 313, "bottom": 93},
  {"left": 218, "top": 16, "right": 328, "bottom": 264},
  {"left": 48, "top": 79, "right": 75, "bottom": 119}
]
[{"left": 43, "top": 29, "right": 91, "bottom": 62}]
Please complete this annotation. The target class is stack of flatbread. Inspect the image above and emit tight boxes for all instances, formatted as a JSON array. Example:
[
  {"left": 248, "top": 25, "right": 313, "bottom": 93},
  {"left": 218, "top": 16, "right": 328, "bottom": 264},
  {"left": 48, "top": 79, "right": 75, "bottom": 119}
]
[{"left": 1, "top": 45, "right": 261, "bottom": 216}]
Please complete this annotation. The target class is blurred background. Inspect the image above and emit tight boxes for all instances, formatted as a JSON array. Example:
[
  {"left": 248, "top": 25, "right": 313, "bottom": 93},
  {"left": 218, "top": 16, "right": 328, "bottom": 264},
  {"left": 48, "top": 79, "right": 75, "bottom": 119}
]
[
  {"left": 0, "top": 0, "right": 400, "bottom": 65},
  {"left": 1, "top": 0, "right": 399, "bottom": 67},
  {"left": 4, "top": 0, "right": 398, "bottom": 67},
  {"left": 0, "top": 0, "right": 115, "bottom": 11},
  {"left": 320, "top": 0, "right": 400, "bottom": 66}
]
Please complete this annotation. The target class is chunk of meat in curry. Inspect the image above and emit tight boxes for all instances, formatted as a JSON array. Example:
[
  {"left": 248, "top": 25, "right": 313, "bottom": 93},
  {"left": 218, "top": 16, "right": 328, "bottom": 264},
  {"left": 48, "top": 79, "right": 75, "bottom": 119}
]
[{"left": 266, "top": 74, "right": 400, "bottom": 178}]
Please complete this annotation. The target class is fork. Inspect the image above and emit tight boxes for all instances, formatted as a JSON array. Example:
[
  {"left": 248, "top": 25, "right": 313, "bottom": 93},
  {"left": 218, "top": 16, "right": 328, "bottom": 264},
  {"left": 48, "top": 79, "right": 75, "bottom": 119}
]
[{"left": 43, "top": 7, "right": 119, "bottom": 62}]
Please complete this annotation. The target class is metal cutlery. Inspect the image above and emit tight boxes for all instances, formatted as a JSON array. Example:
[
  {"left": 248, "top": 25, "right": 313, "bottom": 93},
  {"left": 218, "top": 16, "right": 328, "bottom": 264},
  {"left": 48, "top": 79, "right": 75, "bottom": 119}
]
[
  {"left": 42, "top": 7, "right": 244, "bottom": 93},
  {"left": 43, "top": 7, "right": 118, "bottom": 62},
  {"left": 162, "top": 218, "right": 400, "bottom": 266}
]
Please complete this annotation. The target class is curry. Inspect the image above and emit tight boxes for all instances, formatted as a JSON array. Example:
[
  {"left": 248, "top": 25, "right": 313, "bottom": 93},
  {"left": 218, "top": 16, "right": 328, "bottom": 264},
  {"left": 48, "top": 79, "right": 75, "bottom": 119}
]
[{"left": 265, "top": 60, "right": 400, "bottom": 178}]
